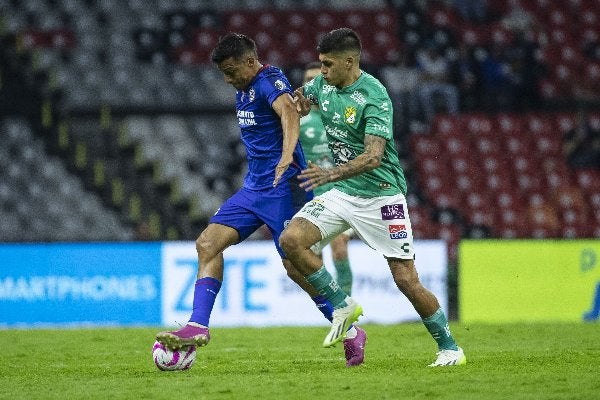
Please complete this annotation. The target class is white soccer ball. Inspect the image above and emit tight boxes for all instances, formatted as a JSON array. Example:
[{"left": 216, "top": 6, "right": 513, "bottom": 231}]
[{"left": 152, "top": 341, "right": 197, "bottom": 371}]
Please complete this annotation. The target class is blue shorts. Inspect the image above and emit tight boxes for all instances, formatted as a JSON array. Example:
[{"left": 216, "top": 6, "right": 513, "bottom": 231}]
[{"left": 209, "top": 179, "right": 312, "bottom": 258}]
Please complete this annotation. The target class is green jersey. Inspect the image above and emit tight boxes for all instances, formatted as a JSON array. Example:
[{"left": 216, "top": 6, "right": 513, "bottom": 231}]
[
  {"left": 299, "top": 108, "right": 335, "bottom": 196},
  {"left": 303, "top": 71, "right": 407, "bottom": 197}
]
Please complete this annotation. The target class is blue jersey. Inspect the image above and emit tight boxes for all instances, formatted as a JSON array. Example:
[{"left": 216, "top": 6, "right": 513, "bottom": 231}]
[{"left": 236, "top": 65, "right": 307, "bottom": 190}]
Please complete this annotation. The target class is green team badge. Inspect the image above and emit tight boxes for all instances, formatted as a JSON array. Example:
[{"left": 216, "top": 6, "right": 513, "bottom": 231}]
[{"left": 344, "top": 106, "right": 356, "bottom": 124}]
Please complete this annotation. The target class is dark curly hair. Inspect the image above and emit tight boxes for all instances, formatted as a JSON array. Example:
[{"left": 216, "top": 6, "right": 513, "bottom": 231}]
[{"left": 211, "top": 33, "right": 257, "bottom": 64}]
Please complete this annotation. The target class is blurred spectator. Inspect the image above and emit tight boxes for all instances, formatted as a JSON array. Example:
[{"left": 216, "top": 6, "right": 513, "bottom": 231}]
[
  {"left": 562, "top": 110, "right": 600, "bottom": 169},
  {"left": 450, "top": 43, "right": 480, "bottom": 111},
  {"left": 505, "top": 32, "right": 542, "bottom": 110},
  {"left": 453, "top": 0, "right": 488, "bottom": 22},
  {"left": 501, "top": 2, "right": 537, "bottom": 35},
  {"left": 379, "top": 50, "right": 422, "bottom": 127},
  {"left": 416, "top": 44, "right": 460, "bottom": 122},
  {"left": 477, "top": 45, "right": 516, "bottom": 111}
]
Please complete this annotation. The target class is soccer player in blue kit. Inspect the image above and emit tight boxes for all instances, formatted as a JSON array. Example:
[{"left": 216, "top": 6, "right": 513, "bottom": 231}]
[{"left": 156, "top": 33, "right": 366, "bottom": 367}]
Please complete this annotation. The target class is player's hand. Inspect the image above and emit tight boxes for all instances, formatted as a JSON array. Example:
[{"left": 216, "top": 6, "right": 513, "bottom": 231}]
[
  {"left": 298, "top": 161, "right": 331, "bottom": 191},
  {"left": 293, "top": 88, "right": 311, "bottom": 117},
  {"left": 273, "top": 157, "right": 292, "bottom": 187}
]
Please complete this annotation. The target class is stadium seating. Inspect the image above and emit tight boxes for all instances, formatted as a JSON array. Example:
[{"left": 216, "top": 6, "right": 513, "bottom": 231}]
[{"left": 0, "top": 0, "right": 599, "bottom": 255}]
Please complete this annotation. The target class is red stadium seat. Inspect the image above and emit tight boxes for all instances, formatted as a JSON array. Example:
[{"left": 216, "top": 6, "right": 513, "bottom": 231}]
[
  {"left": 410, "top": 135, "right": 443, "bottom": 157},
  {"left": 444, "top": 136, "right": 470, "bottom": 155},
  {"left": 495, "top": 113, "right": 525, "bottom": 135},
  {"left": 474, "top": 136, "right": 502, "bottom": 155},
  {"left": 576, "top": 169, "right": 600, "bottom": 192},
  {"left": 463, "top": 113, "right": 494, "bottom": 136},
  {"left": 431, "top": 114, "right": 464, "bottom": 137}
]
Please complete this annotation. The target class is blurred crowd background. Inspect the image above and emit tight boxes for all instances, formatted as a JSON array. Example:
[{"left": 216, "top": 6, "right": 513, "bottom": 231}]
[{"left": 1, "top": 0, "right": 600, "bottom": 263}]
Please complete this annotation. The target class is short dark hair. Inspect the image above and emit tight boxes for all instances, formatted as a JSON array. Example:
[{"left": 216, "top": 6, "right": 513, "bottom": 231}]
[
  {"left": 211, "top": 33, "right": 257, "bottom": 64},
  {"left": 317, "top": 28, "right": 362, "bottom": 55},
  {"left": 305, "top": 61, "right": 321, "bottom": 70}
]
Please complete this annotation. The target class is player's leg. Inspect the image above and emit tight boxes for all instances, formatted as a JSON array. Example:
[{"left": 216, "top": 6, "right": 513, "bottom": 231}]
[
  {"left": 388, "top": 257, "right": 465, "bottom": 366},
  {"left": 157, "top": 190, "right": 261, "bottom": 350},
  {"left": 349, "top": 191, "right": 465, "bottom": 366},
  {"left": 156, "top": 223, "right": 238, "bottom": 350},
  {"left": 279, "top": 191, "right": 362, "bottom": 348},
  {"left": 330, "top": 230, "right": 353, "bottom": 295}
]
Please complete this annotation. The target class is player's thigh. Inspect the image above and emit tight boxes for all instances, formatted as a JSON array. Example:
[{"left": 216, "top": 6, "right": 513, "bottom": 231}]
[
  {"left": 349, "top": 193, "right": 415, "bottom": 260},
  {"left": 295, "top": 191, "right": 352, "bottom": 251},
  {"left": 197, "top": 223, "right": 240, "bottom": 255}
]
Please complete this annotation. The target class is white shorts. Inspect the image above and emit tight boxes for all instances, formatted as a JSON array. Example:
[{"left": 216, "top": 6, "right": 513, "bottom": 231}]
[
  {"left": 311, "top": 227, "right": 354, "bottom": 256},
  {"left": 296, "top": 188, "right": 415, "bottom": 259}
]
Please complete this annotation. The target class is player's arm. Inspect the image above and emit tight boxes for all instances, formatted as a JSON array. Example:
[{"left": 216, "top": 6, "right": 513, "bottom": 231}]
[
  {"left": 298, "top": 134, "right": 385, "bottom": 191},
  {"left": 272, "top": 92, "right": 301, "bottom": 187}
]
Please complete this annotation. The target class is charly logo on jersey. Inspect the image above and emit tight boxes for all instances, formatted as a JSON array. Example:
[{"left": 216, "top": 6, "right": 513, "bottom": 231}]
[
  {"left": 274, "top": 79, "right": 285, "bottom": 90},
  {"left": 344, "top": 106, "right": 357, "bottom": 124}
]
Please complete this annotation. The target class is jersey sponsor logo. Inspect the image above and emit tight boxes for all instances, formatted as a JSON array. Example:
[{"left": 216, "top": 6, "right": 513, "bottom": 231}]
[
  {"left": 381, "top": 204, "right": 405, "bottom": 220},
  {"left": 322, "top": 85, "right": 335, "bottom": 94},
  {"left": 380, "top": 101, "right": 389, "bottom": 112},
  {"left": 344, "top": 106, "right": 357, "bottom": 124},
  {"left": 330, "top": 141, "right": 355, "bottom": 165},
  {"left": 388, "top": 224, "right": 407, "bottom": 239},
  {"left": 274, "top": 79, "right": 285, "bottom": 90},
  {"left": 324, "top": 124, "right": 348, "bottom": 139},
  {"left": 237, "top": 109, "right": 257, "bottom": 127},
  {"left": 350, "top": 90, "right": 366, "bottom": 106},
  {"left": 388, "top": 224, "right": 406, "bottom": 233},
  {"left": 332, "top": 112, "right": 341, "bottom": 124},
  {"left": 373, "top": 124, "right": 390, "bottom": 134}
]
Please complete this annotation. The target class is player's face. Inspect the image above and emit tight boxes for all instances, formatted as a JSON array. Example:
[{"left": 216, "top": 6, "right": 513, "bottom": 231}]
[
  {"left": 303, "top": 67, "right": 321, "bottom": 84},
  {"left": 318, "top": 53, "right": 349, "bottom": 88},
  {"left": 218, "top": 56, "right": 256, "bottom": 90}
]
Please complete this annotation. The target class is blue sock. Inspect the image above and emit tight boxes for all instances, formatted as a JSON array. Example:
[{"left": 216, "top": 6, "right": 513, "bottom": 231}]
[
  {"left": 189, "top": 277, "right": 221, "bottom": 327},
  {"left": 312, "top": 295, "right": 333, "bottom": 322}
]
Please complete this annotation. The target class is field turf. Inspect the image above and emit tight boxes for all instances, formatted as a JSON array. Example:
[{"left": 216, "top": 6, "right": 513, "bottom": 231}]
[{"left": 1, "top": 322, "right": 598, "bottom": 400}]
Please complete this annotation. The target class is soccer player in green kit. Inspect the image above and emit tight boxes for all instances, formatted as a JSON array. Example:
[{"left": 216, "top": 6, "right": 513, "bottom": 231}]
[
  {"left": 299, "top": 61, "right": 354, "bottom": 296},
  {"left": 280, "top": 28, "right": 466, "bottom": 366}
]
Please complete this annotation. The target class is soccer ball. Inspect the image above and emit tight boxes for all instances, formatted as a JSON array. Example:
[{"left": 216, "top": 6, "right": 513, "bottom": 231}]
[{"left": 152, "top": 341, "right": 197, "bottom": 371}]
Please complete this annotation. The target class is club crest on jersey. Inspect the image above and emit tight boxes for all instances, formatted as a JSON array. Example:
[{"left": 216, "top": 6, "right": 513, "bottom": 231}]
[
  {"left": 344, "top": 106, "right": 356, "bottom": 124},
  {"left": 274, "top": 79, "right": 285, "bottom": 90}
]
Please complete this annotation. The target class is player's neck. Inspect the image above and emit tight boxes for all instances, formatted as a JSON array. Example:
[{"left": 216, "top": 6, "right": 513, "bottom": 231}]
[{"left": 337, "top": 69, "right": 362, "bottom": 89}]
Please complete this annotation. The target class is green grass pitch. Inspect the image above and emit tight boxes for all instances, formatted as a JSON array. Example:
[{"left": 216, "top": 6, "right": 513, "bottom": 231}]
[{"left": 2, "top": 322, "right": 598, "bottom": 400}]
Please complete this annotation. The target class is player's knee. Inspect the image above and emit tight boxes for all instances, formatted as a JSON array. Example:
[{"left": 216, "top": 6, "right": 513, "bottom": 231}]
[
  {"left": 195, "top": 231, "right": 212, "bottom": 256},
  {"left": 279, "top": 229, "right": 301, "bottom": 255}
]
